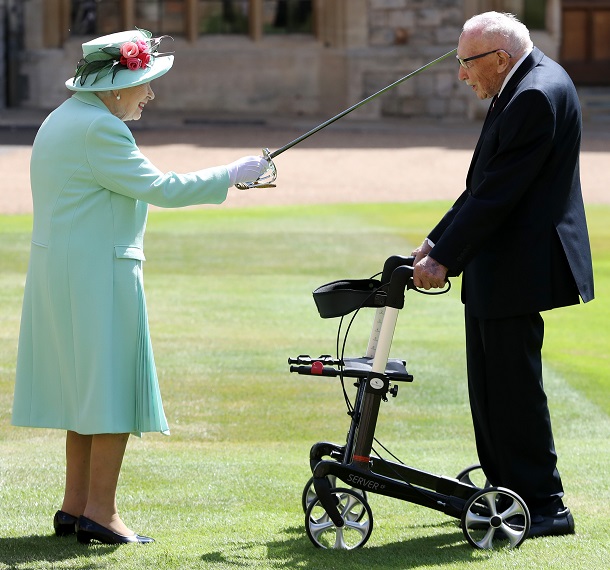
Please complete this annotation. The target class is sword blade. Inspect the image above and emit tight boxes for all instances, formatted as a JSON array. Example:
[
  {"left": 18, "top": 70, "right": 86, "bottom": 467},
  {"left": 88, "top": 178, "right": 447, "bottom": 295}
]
[{"left": 268, "top": 48, "right": 457, "bottom": 159}]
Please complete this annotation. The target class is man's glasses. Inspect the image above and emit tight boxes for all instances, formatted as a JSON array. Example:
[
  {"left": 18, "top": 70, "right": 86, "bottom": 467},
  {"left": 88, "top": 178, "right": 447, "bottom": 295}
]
[{"left": 456, "top": 49, "right": 512, "bottom": 69}]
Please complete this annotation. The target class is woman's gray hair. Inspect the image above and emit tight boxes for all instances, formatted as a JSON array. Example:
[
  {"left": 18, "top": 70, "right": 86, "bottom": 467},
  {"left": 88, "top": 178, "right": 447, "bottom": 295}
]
[{"left": 462, "top": 12, "right": 533, "bottom": 57}]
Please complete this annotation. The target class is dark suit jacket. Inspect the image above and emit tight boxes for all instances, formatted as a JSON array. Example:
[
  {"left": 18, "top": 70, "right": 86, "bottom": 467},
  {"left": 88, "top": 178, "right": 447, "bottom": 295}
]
[{"left": 428, "top": 48, "right": 594, "bottom": 319}]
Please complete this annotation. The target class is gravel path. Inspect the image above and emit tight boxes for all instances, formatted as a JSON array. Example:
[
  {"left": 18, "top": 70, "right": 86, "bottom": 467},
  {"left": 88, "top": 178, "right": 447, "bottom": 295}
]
[{"left": 1, "top": 115, "right": 608, "bottom": 214}]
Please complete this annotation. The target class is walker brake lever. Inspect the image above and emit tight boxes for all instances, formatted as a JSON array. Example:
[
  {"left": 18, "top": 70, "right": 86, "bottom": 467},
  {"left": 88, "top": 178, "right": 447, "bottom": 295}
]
[{"left": 235, "top": 148, "right": 277, "bottom": 190}]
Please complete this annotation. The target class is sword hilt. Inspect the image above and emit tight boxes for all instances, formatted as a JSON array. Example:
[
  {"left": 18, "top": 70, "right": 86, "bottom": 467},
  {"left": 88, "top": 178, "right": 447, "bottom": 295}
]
[{"left": 235, "top": 148, "right": 277, "bottom": 190}]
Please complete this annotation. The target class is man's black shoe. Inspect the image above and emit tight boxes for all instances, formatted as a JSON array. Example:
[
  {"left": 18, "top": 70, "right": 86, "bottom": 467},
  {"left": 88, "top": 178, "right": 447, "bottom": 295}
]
[{"left": 527, "top": 508, "right": 575, "bottom": 539}]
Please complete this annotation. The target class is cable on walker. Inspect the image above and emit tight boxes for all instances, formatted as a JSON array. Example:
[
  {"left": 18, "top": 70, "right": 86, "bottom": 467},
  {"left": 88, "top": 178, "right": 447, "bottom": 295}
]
[
  {"left": 331, "top": 271, "right": 449, "bottom": 423},
  {"left": 288, "top": 255, "right": 531, "bottom": 551}
]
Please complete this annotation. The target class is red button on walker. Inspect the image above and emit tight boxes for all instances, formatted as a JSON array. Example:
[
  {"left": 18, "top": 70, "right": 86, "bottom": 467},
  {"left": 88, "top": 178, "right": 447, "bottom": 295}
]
[{"left": 311, "top": 361, "right": 324, "bottom": 375}]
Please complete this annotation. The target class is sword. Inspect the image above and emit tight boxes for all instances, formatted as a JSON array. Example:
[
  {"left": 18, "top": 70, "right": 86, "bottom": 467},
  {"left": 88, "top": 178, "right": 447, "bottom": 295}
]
[{"left": 236, "top": 48, "right": 457, "bottom": 189}]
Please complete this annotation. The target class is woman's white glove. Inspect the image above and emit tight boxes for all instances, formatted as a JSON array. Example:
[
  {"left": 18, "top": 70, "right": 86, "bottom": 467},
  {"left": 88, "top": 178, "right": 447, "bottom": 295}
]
[{"left": 225, "top": 156, "right": 270, "bottom": 186}]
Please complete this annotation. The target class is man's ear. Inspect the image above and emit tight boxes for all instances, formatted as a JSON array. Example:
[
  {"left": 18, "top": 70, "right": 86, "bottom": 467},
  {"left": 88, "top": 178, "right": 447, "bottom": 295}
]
[{"left": 497, "top": 50, "right": 512, "bottom": 73}]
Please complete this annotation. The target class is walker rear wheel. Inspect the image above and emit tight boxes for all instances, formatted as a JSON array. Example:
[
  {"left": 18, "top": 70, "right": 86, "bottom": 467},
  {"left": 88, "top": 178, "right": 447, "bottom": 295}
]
[
  {"left": 461, "top": 487, "right": 530, "bottom": 549},
  {"left": 305, "top": 488, "right": 373, "bottom": 549}
]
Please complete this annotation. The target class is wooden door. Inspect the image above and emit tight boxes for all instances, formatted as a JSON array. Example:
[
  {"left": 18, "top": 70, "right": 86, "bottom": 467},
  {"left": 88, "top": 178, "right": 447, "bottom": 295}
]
[{"left": 561, "top": 1, "right": 610, "bottom": 85}]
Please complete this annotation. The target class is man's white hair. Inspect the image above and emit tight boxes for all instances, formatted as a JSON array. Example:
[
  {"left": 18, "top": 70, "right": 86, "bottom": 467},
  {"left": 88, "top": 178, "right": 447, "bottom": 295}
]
[{"left": 462, "top": 12, "right": 533, "bottom": 57}]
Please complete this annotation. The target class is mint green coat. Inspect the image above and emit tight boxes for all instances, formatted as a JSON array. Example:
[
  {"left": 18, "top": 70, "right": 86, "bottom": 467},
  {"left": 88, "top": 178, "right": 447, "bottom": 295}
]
[{"left": 12, "top": 92, "right": 230, "bottom": 435}]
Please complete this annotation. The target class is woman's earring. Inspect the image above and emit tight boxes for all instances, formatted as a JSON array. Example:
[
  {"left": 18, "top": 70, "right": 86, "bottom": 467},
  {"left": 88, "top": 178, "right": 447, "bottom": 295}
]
[{"left": 116, "top": 93, "right": 121, "bottom": 100}]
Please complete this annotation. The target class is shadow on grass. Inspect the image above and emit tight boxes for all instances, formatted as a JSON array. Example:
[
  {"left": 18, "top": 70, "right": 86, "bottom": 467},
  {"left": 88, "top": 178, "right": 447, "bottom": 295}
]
[
  {"left": 0, "top": 534, "right": 119, "bottom": 568},
  {"left": 200, "top": 523, "right": 487, "bottom": 569}
]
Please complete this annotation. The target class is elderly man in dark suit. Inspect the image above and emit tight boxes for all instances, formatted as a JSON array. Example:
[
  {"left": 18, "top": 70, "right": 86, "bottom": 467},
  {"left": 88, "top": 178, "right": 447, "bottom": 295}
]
[{"left": 412, "top": 12, "right": 594, "bottom": 539}]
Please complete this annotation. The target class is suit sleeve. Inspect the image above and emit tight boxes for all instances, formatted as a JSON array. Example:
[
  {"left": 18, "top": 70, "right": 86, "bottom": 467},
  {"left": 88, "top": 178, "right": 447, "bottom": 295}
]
[
  {"left": 428, "top": 190, "right": 468, "bottom": 244},
  {"left": 429, "top": 89, "right": 556, "bottom": 274},
  {"left": 85, "top": 114, "right": 230, "bottom": 207}
]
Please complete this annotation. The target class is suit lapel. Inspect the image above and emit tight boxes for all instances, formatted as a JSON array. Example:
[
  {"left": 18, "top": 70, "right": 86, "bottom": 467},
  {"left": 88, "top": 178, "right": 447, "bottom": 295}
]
[
  {"left": 466, "top": 48, "right": 545, "bottom": 188},
  {"left": 467, "top": 94, "right": 500, "bottom": 184},
  {"left": 486, "top": 48, "right": 544, "bottom": 125}
]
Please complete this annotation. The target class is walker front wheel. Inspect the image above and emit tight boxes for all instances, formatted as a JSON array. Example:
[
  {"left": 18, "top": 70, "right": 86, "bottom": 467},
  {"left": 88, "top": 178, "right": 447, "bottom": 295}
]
[
  {"left": 305, "top": 488, "right": 373, "bottom": 549},
  {"left": 456, "top": 464, "right": 490, "bottom": 489},
  {"left": 302, "top": 475, "right": 367, "bottom": 518},
  {"left": 461, "top": 487, "right": 530, "bottom": 549}
]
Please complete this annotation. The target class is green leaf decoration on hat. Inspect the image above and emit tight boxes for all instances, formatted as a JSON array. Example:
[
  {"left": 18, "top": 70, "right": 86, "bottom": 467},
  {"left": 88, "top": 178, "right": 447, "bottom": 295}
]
[
  {"left": 136, "top": 27, "right": 153, "bottom": 39},
  {"left": 74, "top": 56, "right": 116, "bottom": 86},
  {"left": 101, "top": 46, "right": 122, "bottom": 58}
]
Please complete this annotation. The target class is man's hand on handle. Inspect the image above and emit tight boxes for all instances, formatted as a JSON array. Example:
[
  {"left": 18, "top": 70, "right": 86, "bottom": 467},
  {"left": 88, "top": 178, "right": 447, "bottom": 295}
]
[{"left": 412, "top": 238, "right": 449, "bottom": 290}]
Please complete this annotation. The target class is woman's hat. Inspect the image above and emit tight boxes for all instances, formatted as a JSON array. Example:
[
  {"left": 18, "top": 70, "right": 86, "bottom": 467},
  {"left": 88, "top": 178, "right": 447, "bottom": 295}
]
[{"left": 66, "top": 28, "right": 174, "bottom": 92}]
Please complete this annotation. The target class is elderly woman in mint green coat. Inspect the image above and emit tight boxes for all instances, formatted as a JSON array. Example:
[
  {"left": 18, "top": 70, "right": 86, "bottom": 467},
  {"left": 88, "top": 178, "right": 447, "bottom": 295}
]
[{"left": 12, "top": 29, "right": 271, "bottom": 545}]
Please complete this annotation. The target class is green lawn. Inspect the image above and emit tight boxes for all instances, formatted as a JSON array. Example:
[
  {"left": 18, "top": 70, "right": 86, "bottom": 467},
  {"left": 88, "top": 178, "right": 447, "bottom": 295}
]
[{"left": 0, "top": 203, "right": 608, "bottom": 569}]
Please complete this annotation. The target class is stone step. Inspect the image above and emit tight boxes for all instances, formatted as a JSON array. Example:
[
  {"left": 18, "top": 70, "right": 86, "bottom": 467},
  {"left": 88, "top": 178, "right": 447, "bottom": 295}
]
[{"left": 577, "top": 87, "right": 610, "bottom": 122}]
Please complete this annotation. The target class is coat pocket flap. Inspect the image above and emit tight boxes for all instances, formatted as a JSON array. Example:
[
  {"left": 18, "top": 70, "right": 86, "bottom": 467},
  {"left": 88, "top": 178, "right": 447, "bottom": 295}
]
[{"left": 114, "top": 245, "right": 146, "bottom": 261}]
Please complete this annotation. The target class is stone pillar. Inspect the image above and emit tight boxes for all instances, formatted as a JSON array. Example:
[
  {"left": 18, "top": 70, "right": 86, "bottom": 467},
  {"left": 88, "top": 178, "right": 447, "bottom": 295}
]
[
  {"left": 249, "top": 0, "right": 263, "bottom": 42},
  {"left": 43, "top": 0, "right": 69, "bottom": 48},
  {"left": 317, "top": 0, "right": 368, "bottom": 116},
  {"left": 185, "top": 0, "right": 198, "bottom": 42}
]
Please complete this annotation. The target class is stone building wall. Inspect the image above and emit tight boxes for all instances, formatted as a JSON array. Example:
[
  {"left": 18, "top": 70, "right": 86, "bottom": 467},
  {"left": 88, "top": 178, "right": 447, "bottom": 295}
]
[
  {"left": 343, "top": 0, "right": 467, "bottom": 120},
  {"left": 10, "top": 0, "right": 541, "bottom": 120}
]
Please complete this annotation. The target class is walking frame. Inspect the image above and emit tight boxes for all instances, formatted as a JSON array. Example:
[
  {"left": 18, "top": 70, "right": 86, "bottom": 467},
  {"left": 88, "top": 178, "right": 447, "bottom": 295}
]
[{"left": 288, "top": 255, "right": 531, "bottom": 550}]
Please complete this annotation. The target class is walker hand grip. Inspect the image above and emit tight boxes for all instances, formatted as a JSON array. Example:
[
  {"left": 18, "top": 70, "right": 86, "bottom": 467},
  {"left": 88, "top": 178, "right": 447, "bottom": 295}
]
[
  {"left": 290, "top": 365, "right": 339, "bottom": 377},
  {"left": 386, "top": 264, "right": 415, "bottom": 309},
  {"left": 380, "top": 256, "right": 416, "bottom": 308},
  {"left": 381, "top": 255, "right": 415, "bottom": 284}
]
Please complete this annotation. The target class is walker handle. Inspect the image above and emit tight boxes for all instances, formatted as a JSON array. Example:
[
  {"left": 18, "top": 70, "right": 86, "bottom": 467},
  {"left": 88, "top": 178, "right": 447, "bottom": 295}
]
[
  {"left": 381, "top": 255, "right": 415, "bottom": 284},
  {"left": 386, "top": 265, "right": 415, "bottom": 309}
]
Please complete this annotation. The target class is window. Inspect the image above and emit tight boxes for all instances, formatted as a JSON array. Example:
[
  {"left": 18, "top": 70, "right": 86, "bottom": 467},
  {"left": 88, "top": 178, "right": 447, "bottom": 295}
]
[
  {"left": 198, "top": 0, "right": 312, "bottom": 35},
  {"left": 522, "top": 0, "right": 546, "bottom": 31},
  {"left": 71, "top": 0, "right": 106, "bottom": 36},
  {"left": 198, "top": 1, "right": 250, "bottom": 34},
  {"left": 263, "top": 0, "right": 313, "bottom": 34},
  {"left": 136, "top": 0, "right": 186, "bottom": 35},
  {"left": 69, "top": 0, "right": 314, "bottom": 40},
  {"left": 71, "top": 0, "right": 186, "bottom": 36}
]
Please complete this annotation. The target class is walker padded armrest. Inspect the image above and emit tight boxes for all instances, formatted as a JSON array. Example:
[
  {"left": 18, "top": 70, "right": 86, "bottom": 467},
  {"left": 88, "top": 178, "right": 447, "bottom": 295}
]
[
  {"left": 313, "top": 279, "right": 385, "bottom": 318},
  {"left": 312, "top": 255, "right": 417, "bottom": 318}
]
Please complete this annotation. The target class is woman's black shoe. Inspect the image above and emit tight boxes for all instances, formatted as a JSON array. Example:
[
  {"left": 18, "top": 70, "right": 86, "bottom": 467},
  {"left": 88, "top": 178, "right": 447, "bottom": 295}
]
[
  {"left": 54, "top": 510, "right": 78, "bottom": 536},
  {"left": 76, "top": 516, "right": 155, "bottom": 544}
]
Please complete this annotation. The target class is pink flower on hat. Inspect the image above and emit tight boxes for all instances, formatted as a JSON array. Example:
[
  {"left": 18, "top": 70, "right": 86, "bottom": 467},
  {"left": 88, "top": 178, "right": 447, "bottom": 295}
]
[
  {"left": 118, "top": 40, "right": 151, "bottom": 70},
  {"left": 120, "top": 39, "right": 152, "bottom": 70},
  {"left": 139, "top": 51, "right": 151, "bottom": 66},
  {"left": 120, "top": 41, "right": 140, "bottom": 58},
  {"left": 136, "top": 40, "right": 149, "bottom": 53},
  {"left": 125, "top": 57, "right": 142, "bottom": 70}
]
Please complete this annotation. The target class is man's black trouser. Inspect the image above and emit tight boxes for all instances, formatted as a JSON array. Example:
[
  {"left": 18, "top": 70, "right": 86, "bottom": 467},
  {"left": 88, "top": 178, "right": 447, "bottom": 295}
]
[{"left": 465, "top": 307, "right": 565, "bottom": 515}]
